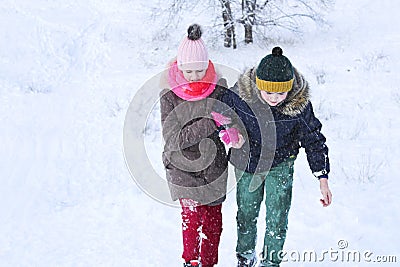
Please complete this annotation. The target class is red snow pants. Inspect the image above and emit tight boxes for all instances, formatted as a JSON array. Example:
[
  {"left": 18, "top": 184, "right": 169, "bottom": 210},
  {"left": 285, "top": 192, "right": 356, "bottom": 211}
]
[{"left": 179, "top": 198, "right": 223, "bottom": 267}]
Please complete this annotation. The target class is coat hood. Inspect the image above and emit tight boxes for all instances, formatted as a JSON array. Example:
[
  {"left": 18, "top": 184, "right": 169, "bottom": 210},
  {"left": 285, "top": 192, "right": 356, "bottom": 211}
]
[{"left": 237, "top": 66, "right": 310, "bottom": 117}]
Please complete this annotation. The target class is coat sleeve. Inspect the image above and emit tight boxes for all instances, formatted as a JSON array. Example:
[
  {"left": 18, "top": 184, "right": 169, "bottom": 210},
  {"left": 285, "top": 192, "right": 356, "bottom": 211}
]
[
  {"left": 212, "top": 84, "right": 240, "bottom": 126},
  {"left": 298, "top": 102, "right": 330, "bottom": 178},
  {"left": 211, "top": 84, "right": 253, "bottom": 150},
  {"left": 160, "top": 90, "right": 218, "bottom": 151}
]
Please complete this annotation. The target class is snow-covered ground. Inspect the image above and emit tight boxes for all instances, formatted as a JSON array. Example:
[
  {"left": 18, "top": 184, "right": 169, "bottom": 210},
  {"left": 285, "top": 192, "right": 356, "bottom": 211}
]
[{"left": 1, "top": 0, "right": 399, "bottom": 266}]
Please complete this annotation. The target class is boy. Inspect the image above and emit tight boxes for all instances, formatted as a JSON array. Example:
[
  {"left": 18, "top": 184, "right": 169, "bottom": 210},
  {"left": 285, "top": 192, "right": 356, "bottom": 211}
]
[{"left": 214, "top": 47, "right": 332, "bottom": 267}]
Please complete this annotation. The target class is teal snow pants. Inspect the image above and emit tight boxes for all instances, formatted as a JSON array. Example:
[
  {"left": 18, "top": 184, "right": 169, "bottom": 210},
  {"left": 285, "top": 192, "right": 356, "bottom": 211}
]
[{"left": 235, "top": 157, "right": 295, "bottom": 266}]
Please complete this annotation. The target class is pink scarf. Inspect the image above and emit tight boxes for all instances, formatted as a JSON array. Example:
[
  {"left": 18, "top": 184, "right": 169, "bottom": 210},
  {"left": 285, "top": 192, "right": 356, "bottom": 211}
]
[{"left": 168, "top": 60, "right": 217, "bottom": 101}]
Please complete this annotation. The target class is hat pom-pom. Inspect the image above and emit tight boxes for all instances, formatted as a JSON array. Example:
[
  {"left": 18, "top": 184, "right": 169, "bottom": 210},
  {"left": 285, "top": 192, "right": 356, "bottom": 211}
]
[
  {"left": 272, "top": 47, "right": 283, "bottom": 56},
  {"left": 187, "top": 24, "right": 202, "bottom": 41}
]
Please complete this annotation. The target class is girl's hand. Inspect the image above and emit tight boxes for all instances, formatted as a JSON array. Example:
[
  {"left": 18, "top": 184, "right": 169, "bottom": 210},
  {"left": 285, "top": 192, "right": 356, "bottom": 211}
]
[
  {"left": 211, "top": 111, "right": 231, "bottom": 127},
  {"left": 319, "top": 178, "right": 332, "bottom": 207}
]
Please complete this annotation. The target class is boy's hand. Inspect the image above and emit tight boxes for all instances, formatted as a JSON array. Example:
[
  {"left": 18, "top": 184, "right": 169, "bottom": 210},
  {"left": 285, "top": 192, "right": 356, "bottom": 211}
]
[
  {"left": 219, "top": 127, "right": 239, "bottom": 144},
  {"left": 219, "top": 128, "right": 245, "bottom": 149},
  {"left": 231, "top": 133, "right": 245, "bottom": 149},
  {"left": 319, "top": 178, "right": 332, "bottom": 207}
]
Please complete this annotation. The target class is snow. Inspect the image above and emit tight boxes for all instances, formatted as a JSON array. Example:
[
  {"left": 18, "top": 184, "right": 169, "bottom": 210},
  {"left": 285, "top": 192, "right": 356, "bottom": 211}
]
[{"left": 1, "top": 0, "right": 399, "bottom": 266}]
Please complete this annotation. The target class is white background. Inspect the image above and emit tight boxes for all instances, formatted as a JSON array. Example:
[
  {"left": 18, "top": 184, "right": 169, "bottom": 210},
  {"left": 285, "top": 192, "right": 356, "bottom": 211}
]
[{"left": 0, "top": 0, "right": 399, "bottom": 266}]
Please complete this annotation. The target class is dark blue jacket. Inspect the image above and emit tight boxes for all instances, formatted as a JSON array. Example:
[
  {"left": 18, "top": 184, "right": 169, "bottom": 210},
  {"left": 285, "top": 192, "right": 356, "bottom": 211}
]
[{"left": 216, "top": 67, "right": 330, "bottom": 177}]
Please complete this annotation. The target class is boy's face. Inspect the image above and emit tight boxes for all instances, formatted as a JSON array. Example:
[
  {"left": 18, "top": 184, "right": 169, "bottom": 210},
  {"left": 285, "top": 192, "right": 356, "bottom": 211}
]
[
  {"left": 182, "top": 69, "right": 206, "bottom": 82},
  {"left": 260, "top": 91, "right": 288, "bottom": 106}
]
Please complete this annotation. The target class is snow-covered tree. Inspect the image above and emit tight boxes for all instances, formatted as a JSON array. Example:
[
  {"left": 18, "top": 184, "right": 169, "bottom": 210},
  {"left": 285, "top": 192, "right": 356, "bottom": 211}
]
[
  {"left": 245, "top": 0, "right": 334, "bottom": 43},
  {"left": 220, "top": 0, "right": 237, "bottom": 48},
  {"left": 241, "top": 0, "right": 256, "bottom": 44},
  {"left": 149, "top": 0, "right": 334, "bottom": 48}
]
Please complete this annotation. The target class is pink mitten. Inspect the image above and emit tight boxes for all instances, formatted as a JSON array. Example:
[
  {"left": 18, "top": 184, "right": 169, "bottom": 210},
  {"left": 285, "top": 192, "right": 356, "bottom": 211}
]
[
  {"left": 211, "top": 111, "right": 231, "bottom": 127},
  {"left": 219, "top": 127, "right": 240, "bottom": 145}
]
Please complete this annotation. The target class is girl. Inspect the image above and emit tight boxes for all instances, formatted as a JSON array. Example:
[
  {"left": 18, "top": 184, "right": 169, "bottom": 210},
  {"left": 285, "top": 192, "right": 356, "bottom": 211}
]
[{"left": 160, "top": 24, "right": 229, "bottom": 267}]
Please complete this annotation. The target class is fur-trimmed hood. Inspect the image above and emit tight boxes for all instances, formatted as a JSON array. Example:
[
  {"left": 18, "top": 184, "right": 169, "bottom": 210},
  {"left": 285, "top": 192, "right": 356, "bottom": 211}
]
[{"left": 237, "top": 66, "right": 310, "bottom": 117}]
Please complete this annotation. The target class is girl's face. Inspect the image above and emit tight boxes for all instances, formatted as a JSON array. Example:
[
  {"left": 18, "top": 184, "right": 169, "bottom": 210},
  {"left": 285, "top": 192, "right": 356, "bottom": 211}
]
[
  {"left": 182, "top": 69, "right": 206, "bottom": 82},
  {"left": 260, "top": 91, "right": 288, "bottom": 106}
]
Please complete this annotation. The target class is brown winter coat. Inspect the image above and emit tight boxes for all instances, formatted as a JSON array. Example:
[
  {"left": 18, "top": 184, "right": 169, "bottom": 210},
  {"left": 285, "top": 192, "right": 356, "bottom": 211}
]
[{"left": 160, "top": 78, "right": 228, "bottom": 206}]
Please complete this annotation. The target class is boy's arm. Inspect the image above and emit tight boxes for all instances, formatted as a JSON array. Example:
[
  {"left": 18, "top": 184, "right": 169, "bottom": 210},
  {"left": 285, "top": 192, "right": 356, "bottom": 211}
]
[
  {"left": 299, "top": 102, "right": 332, "bottom": 207},
  {"left": 212, "top": 85, "right": 247, "bottom": 148},
  {"left": 298, "top": 102, "right": 330, "bottom": 178},
  {"left": 211, "top": 85, "right": 236, "bottom": 125}
]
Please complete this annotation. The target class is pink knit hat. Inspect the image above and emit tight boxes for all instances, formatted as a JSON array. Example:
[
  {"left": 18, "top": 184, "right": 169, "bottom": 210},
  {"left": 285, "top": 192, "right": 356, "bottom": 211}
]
[{"left": 177, "top": 24, "right": 209, "bottom": 71}]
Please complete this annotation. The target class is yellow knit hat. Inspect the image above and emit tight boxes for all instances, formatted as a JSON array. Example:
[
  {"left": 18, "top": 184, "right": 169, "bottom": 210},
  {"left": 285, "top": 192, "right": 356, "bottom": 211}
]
[{"left": 256, "top": 47, "right": 294, "bottom": 93}]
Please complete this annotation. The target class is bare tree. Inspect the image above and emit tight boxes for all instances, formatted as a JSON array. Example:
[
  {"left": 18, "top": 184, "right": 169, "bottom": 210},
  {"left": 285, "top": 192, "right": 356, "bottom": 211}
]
[
  {"left": 253, "top": 0, "right": 334, "bottom": 38},
  {"left": 220, "top": 0, "right": 237, "bottom": 48},
  {"left": 148, "top": 0, "right": 334, "bottom": 48},
  {"left": 241, "top": 0, "right": 256, "bottom": 44},
  {"left": 237, "top": 0, "right": 333, "bottom": 45}
]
